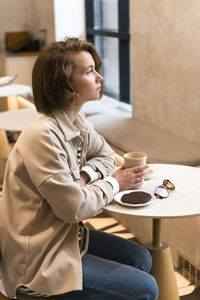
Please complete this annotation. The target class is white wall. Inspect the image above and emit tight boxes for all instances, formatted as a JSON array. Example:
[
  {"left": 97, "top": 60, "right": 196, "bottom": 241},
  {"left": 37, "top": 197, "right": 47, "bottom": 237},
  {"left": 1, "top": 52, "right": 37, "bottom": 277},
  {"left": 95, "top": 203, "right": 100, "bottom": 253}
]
[{"left": 53, "top": 0, "right": 85, "bottom": 41}]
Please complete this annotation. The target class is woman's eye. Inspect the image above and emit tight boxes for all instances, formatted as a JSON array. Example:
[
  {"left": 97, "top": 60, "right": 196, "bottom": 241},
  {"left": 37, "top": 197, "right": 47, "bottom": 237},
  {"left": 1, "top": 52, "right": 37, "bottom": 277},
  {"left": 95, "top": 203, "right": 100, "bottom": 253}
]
[{"left": 87, "top": 68, "right": 93, "bottom": 74}]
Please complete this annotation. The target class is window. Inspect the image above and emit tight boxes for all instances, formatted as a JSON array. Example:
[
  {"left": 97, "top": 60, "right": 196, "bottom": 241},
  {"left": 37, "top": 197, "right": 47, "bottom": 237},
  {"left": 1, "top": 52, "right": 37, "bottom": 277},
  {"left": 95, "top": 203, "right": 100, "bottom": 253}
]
[{"left": 85, "top": 0, "right": 130, "bottom": 103}]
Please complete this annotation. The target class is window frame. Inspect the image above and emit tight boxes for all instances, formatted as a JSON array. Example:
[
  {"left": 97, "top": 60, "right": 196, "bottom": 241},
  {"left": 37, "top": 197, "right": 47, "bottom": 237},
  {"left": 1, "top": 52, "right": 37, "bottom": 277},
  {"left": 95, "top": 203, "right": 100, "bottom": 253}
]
[{"left": 85, "top": 0, "right": 130, "bottom": 104}]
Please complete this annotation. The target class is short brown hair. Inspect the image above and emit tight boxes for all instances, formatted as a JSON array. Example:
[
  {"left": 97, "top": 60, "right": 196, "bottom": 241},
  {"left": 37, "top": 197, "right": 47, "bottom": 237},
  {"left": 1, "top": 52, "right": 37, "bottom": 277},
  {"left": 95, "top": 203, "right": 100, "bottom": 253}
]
[{"left": 32, "top": 37, "right": 103, "bottom": 114}]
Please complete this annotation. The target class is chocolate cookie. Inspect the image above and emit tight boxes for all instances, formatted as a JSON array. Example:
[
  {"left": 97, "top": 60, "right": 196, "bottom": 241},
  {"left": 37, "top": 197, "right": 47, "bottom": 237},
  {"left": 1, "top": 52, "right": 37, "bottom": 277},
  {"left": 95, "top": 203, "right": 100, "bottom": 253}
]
[{"left": 121, "top": 191, "right": 152, "bottom": 204}]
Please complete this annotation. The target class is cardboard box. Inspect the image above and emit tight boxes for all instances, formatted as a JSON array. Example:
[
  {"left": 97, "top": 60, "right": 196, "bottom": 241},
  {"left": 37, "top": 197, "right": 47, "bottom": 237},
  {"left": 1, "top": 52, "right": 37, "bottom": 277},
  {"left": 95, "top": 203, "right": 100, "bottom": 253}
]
[{"left": 5, "top": 31, "right": 30, "bottom": 52}]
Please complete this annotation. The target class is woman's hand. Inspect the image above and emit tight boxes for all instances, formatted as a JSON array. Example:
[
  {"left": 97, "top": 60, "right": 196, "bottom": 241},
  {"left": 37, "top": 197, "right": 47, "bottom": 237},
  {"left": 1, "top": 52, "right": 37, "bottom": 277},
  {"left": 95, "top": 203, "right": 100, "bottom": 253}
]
[
  {"left": 80, "top": 171, "right": 90, "bottom": 187},
  {"left": 112, "top": 165, "right": 149, "bottom": 191}
]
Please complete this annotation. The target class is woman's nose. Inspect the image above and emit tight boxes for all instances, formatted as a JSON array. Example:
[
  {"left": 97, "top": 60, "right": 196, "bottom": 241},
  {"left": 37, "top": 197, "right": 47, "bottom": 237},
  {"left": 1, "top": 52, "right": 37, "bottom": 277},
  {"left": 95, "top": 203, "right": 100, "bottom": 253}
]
[{"left": 96, "top": 71, "right": 103, "bottom": 82}]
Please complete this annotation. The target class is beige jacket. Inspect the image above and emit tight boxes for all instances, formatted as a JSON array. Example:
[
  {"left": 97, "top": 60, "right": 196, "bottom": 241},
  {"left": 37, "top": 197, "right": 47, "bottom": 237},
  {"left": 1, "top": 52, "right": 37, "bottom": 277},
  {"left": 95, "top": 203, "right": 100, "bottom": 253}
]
[{"left": 0, "top": 109, "right": 116, "bottom": 298}]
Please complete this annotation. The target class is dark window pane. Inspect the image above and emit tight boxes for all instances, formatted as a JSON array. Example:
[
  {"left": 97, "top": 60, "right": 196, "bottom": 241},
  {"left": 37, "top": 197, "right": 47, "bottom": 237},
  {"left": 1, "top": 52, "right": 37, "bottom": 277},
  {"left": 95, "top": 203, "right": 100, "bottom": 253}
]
[
  {"left": 86, "top": 0, "right": 130, "bottom": 103},
  {"left": 94, "top": 0, "right": 118, "bottom": 30},
  {"left": 94, "top": 0, "right": 101, "bottom": 29},
  {"left": 95, "top": 36, "right": 119, "bottom": 99}
]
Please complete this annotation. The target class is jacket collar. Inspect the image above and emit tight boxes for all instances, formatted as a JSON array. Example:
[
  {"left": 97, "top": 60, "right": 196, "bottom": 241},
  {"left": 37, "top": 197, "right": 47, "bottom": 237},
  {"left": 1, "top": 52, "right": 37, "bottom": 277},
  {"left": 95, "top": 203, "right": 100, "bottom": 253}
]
[{"left": 51, "top": 109, "right": 88, "bottom": 142}]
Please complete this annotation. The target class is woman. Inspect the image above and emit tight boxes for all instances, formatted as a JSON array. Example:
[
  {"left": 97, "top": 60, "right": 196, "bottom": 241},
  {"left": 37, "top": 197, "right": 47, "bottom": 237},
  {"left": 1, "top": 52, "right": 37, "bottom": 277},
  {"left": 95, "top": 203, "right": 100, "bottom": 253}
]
[{"left": 0, "top": 38, "right": 158, "bottom": 299}]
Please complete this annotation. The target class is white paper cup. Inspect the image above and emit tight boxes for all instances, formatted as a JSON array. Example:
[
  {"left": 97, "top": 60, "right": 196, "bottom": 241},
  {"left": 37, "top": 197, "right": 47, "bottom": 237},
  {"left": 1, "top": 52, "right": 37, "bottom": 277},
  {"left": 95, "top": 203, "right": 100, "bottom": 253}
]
[{"left": 123, "top": 152, "right": 147, "bottom": 169}]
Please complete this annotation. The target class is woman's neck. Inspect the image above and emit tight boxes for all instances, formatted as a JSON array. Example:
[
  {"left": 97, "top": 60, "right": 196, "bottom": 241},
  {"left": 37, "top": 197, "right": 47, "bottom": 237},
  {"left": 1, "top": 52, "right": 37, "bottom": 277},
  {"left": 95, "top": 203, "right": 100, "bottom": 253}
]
[
  {"left": 64, "top": 109, "right": 78, "bottom": 123},
  {"left": 64, "top": 102, "right": 83, "bottom": 123}
]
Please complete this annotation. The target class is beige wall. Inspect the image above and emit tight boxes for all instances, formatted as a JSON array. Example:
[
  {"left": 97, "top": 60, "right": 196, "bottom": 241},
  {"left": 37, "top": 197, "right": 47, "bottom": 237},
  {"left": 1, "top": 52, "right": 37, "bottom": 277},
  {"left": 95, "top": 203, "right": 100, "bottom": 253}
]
[
  {"left": 108, "top": 0, "right": 200, "bottom": 271},
  {"left": 130, "top": 0, "right": 200, "bottom": 145},
  {"left": 27, "top": 0, "right": 55, "bottom": 45},
  {"left": 0, "top": 0, "right": 29, "bottom": 51}
]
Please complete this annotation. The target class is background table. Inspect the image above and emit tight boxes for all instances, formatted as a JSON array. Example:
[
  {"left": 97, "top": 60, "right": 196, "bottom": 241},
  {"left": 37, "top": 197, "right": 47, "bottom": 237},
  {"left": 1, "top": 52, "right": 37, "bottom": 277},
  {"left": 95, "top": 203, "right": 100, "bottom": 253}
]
[
  {"left": 0, "top": 83, "right": 32, "bottom": 98},
  {"left": 0, "top": 100, "right": 109, "bottom": 132},
  {"left": 105, "top": 164, "right": 200, "bottom": 300},
  {"left": 0, "top": 108, "right": 36, "bottom": 131},
  {"left": 0, "top": 83, "right": 32, "bottom": 110}
]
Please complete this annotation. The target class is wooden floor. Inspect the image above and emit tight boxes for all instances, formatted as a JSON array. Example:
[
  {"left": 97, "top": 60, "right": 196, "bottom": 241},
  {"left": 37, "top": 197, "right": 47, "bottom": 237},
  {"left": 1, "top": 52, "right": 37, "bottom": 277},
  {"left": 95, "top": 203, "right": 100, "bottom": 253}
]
[{"left": 85, "top": 211, "right": 200, "bottom": 300}]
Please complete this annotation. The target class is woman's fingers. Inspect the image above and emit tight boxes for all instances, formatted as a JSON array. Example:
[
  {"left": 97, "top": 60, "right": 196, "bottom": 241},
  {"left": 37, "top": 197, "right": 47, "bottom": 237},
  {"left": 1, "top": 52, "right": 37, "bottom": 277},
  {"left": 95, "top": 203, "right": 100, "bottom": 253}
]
[
  {"left": 130, "top": 164, "right": 149, "bottom": 173},
  {"left": 112, "top": 164, "right": 149, "bottom": 191},
  {"left": 135, "top": 175, "right": 144, "bottom": 183},
  {"left": 127, "top": 165, "right": 149, "bottom": 178}
]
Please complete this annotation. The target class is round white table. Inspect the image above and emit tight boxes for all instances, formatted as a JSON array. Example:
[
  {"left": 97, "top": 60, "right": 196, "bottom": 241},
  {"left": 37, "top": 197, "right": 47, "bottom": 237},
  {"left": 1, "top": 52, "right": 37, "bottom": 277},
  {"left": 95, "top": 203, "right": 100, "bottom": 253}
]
[
  {"left": 105, "top": 164, "right": 200, "bottom": 300},
  {"left": 0, "top": 108, "right": 37, "bottom": 131},
  {"left": 0, "top": 83, "right": 32, "bottom": 110},
  {"left": 0, "top": 83, "right": 32, "bottom": 98}
]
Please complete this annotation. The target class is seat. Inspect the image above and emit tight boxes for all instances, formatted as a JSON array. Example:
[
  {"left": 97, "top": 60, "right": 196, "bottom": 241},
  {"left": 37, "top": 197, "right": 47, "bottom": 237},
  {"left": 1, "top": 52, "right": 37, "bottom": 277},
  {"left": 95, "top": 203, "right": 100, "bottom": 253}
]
[
  {"left": 87, "top": 114, "right": 200, "bottom": 166},
  {"left": 0, "top": 130, "right": 11, "bottom": 158},
  {"left": 0, "top": 292, "right": 10, "bottom": 300},
  {"left": 114, "top": 153, "right": 124, "bottom": 167}
]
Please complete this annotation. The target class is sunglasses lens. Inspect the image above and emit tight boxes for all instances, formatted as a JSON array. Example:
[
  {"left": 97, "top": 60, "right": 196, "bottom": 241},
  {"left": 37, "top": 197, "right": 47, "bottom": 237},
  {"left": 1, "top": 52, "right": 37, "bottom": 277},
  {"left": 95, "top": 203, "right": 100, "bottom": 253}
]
[
  {"left": 154, "top": 186, "right": 169, "bottom": 199},
  {"left": 163, "top": 179, "right": 175, "bottom": 191}
]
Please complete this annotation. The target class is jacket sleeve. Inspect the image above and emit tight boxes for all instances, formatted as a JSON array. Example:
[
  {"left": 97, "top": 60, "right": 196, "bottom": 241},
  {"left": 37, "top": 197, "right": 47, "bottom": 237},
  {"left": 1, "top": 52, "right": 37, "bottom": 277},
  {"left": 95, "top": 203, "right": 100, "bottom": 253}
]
[
  {"left": 19, "top": 125, "right": 114, "bottom": 223},
  {"left": 37, "top": 172, "right": 114, "bottom": 223}
]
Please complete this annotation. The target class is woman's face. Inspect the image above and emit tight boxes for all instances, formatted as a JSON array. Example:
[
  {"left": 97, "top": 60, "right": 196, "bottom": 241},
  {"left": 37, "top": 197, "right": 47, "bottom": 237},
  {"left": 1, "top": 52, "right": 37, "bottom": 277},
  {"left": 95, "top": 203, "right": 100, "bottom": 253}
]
[{"left": 70, "top": 51, "right": 103, "bottom": 103}]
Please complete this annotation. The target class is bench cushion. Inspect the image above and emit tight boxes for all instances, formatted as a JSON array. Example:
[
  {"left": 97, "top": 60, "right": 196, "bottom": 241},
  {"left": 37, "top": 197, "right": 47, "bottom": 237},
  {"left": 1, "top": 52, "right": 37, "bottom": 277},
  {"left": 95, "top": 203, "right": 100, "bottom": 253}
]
[{"left": 87, "top": 114, "right": 200, "bottom": 166}]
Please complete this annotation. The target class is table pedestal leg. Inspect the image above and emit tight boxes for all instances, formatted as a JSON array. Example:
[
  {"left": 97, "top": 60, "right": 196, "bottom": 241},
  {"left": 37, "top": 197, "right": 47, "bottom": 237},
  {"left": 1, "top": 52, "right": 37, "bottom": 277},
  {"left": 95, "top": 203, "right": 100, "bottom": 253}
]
[
  {"left": 145, "top": 219, "right": 180, "bottom": 300},
  {"left": 7, "top": 95, "right": 19, "bottom": 110}
]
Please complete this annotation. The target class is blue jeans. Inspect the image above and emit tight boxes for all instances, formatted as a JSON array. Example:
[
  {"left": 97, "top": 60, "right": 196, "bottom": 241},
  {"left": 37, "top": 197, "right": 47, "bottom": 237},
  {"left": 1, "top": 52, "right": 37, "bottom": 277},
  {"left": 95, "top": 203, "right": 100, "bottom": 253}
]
[{"left": 53, "top": 229, "right": 158, "bottom": 300}]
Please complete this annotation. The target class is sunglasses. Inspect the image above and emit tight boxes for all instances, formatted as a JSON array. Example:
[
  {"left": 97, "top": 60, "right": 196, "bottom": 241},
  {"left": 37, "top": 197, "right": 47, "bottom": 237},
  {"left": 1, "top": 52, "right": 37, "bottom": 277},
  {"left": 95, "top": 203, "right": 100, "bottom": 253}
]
[{"left": 154, "top": 179, "right": 175, "bottom": 199}]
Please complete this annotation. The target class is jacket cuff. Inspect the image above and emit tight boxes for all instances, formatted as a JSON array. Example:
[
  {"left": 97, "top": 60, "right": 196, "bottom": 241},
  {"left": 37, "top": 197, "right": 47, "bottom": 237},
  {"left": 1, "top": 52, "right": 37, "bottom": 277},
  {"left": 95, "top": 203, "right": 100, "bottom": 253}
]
[
  {"left": 104, "top": 176, "right": 119, "bottom": 195},
  {"left": 81, "top": 165, "right": 101, "bottom": 183}
]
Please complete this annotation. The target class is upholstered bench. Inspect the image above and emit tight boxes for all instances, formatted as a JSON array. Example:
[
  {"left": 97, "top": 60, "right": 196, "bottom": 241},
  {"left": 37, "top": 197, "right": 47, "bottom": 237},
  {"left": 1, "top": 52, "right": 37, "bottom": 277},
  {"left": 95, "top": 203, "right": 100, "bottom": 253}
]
[{"left": 87, "top": 113, "right": 200, "bottom": 166}]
